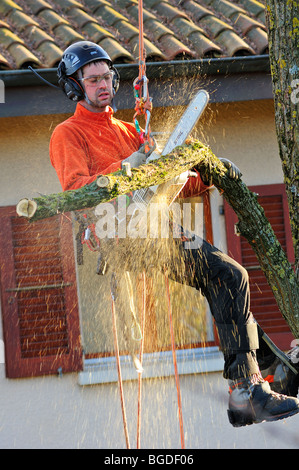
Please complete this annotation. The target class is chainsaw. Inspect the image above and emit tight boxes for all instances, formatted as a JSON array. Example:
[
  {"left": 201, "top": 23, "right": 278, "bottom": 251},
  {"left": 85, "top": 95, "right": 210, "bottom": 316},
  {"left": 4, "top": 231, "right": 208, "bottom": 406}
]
[{"left": 131, "top": 89, "right": 209, "bottom": 208}]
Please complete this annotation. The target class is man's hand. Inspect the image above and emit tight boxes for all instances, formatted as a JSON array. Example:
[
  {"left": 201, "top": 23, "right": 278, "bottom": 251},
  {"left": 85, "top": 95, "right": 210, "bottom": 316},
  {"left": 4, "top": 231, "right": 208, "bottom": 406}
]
[
  {"left": 219, "top": 158, "right": 242, "bottom": 180},
  {"left": 121, "top": 148, "right": 146, "bottom": 170}
]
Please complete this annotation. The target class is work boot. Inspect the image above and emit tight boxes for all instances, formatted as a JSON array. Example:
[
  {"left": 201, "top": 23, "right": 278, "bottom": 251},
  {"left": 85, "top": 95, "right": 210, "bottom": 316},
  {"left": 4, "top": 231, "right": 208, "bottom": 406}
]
[
  {"left": 261, "top": 345, "right": 299, "bottom": 398},
  {"left": 227, "top": 373, "right": 299, "bottom": 427}
]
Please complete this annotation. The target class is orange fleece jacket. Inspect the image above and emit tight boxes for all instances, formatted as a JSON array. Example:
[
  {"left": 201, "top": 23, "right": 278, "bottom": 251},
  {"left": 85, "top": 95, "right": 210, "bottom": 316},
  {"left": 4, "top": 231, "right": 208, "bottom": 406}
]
[
  {"left": 50, "top": 103, "right": 141, "bottom": 191},
  {"left": 50, "top": 102, "right": 209, "bottom": 196}
]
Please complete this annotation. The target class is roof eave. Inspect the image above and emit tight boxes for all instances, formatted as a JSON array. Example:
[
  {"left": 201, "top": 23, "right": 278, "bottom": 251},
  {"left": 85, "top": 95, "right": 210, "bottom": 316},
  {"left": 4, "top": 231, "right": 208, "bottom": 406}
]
[{"left": 0, "top": 55, "right": 270, "bottom": 87}]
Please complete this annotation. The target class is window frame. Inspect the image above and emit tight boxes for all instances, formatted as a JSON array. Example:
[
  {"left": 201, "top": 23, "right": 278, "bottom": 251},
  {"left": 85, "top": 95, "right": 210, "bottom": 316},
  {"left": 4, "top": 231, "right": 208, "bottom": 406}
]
[
  {"left": 0, "top": 206, "right": 82, "bottom": 378},
  {"left": 0, "top": 193, "right": 223, "bottom": 383}
]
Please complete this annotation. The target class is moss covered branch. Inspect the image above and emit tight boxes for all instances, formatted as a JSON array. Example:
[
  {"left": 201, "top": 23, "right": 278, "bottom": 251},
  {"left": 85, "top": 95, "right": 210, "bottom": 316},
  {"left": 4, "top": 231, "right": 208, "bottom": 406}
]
[
  {"left": 16, "top": 140, "right": 215, "bottom": 221},
  {"left": 16, "top": 139, "right": 299, "bottom": 337}
]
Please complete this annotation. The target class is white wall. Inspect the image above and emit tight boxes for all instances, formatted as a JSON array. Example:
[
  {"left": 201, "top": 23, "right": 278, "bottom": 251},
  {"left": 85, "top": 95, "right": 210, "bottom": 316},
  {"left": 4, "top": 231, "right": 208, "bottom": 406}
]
[{"left": 0, "top": 99, "right": 295, "bottom": 450}]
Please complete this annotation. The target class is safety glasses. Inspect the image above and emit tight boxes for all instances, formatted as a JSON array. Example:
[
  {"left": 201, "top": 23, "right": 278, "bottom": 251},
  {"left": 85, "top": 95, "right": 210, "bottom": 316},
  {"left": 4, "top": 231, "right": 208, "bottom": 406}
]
[{"left": 79, "top": 71, "right": 114, "bottom": 87}]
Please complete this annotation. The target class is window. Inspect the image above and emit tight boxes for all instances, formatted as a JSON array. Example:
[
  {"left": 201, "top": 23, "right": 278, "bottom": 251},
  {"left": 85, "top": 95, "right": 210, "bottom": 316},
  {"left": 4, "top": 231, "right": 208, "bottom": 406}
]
[
  {"left": 0, "top": 207, "right": 82, "bottom": 378},
  {"left": 224, "top": 184, "right": 295, "bottom": 350},
  {"left": 0, "top": 195, "right": 223, "bottom": 382},
  {"left": 76, "top": 194, "right": 222, "bottom": 384}
]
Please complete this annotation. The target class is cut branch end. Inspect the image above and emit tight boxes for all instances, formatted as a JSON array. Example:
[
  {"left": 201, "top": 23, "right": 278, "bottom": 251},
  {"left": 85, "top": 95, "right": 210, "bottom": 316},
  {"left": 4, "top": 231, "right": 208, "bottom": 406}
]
[{"left": 16, "top": 198, "right": 38, "bottom": 219}]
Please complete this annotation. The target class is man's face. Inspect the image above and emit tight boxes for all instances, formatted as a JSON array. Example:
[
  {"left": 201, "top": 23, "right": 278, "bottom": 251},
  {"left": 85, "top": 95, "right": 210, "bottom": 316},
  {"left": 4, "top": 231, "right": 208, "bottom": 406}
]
[{"left": 81, "top": 61, "right": 114, "bottom": 112}]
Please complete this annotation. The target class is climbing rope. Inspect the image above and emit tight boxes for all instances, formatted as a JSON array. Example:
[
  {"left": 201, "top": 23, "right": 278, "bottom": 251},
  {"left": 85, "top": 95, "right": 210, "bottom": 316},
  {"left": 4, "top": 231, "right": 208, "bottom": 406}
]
[
  {"left": 110, "top": 273, "right": 131, "bottom": 449},
  {"left": 133, "top": 0, "right": 155, "bottom": 154},
  {"left": 110, "top": 271, "right": 146, "bottom": 449},
  {"left": 137, "top": 271, "right": 146, "bottom": 449},
  {"left": 164, "top": 271, "right": 185, "bottom": 449},
  {"left": 111, "top": 0, "right": 185, "bottom": 449}
]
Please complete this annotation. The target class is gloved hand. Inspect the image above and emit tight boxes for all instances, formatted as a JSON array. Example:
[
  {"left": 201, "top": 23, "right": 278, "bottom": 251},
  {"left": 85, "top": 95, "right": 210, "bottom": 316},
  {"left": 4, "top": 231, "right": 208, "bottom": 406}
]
[
  {"left": 219, "top": 158, "right": 242, "bottom": 180},
  {"left": 121, "top": 147, "right": 146, "bottom": 170}
]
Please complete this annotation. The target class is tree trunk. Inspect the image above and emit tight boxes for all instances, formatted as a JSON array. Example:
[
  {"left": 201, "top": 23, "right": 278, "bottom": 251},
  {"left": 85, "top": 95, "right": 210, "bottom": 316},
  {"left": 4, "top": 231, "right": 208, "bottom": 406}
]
[
  {"left": 212, "top": 165, "right": 299, "bottom": 338},
  {"left": 265, "top": 1, "right": 299, "bottom": 279},
  {"left": 16, "top": 139, "right": 299, "bottom": 337}
]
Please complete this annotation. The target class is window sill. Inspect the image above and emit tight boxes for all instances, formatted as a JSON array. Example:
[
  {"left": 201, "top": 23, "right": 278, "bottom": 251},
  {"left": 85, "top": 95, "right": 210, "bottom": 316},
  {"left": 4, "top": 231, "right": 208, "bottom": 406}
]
[{"left": 78, "top": 347, "right": 224, "bottom": 385}]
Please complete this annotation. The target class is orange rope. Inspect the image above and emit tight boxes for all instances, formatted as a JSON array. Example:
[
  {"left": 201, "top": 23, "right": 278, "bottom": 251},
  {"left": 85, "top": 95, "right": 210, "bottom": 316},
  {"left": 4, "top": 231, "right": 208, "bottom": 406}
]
[
  {"left": 164, "top": 271, "right": 185, "bottom": 449},
  {"left": 133, "top": 0, "right": 154, "bottom": 150},
  {"left": 111, "top": 279, "right": 131, "bottom": 449},
  {"left": 138, "top": 0, "right": 145, "bottom": 80},
  {"left": 136, "top": 271, "right": 146, "bottom": 449}
]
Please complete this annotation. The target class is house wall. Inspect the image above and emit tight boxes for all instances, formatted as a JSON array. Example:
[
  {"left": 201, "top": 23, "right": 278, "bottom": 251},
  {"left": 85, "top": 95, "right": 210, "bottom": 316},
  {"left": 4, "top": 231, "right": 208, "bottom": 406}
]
[{"left": 1, "top": 99, "right": 293, "bottom": 450}]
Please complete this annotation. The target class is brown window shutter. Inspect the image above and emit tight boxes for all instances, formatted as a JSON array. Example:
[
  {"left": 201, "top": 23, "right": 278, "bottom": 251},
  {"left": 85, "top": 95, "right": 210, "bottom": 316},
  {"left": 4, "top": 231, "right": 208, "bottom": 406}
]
[
  {"left": 224, "top": 184, "right": 295, "bottom": 350},
  {"left": 0, "top": 207, "right": 82, "bottom": 378}
]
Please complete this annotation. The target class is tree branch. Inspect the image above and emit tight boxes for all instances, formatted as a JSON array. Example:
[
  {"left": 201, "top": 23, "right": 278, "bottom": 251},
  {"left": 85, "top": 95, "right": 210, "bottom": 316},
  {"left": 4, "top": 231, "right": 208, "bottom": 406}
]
[{"left": 16, "top": 139, "right": 299, "bottom": 337}]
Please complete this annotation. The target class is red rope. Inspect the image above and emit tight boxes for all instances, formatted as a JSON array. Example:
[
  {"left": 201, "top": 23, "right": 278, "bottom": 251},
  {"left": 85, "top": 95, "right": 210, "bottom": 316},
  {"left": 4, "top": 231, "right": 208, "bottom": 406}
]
[
  {"left": 164, "top": 272, "right": 185, "bottom": 449},
  {"left": 111, "top": 290, "right": 131, "bottom": 449},
  {"left": 138, "top": 0, "right": 145, "bottom": 80},
  {"left": 136, "top": 272, "right": 146, "bottom": 449}
]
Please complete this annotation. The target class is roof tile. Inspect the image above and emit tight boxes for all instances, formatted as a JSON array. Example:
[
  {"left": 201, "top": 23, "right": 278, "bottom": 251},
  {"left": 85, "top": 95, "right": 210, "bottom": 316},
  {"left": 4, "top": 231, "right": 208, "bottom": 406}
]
[
  {"left": 0, "top": 0, "right": 22, "bottom": 16},
  {"left": 7, "top": 9, "right": 40, "bottom": 32},
  {"left": 26, "top": 24, "right": 55, "bottom": 48},
  {"left": 99, "top": 35, "right": 134, "bottom": 62},
  {"left": 7, "top": 42, "right": 41, "bottom": 67},
  {"left": 188, "top": 30, "right": 222, "bottom": 57},
  {"left": 93, "top": 4, "right": 127, "bottom": 25},
  {"left": 0, "top": 20, "right": 11, "bottom": 28},
  {"left": 171, "top": 16, "right": 206, "bottom": 37},
  {"left": 0, "top": 0, "right": 268, "bottom": 70},
  {"left": 36, "top": 40, "right": 64, "bottom": 67},
  {"left": 113, "top": 19, "right": 139, "bottom": 41},
  {"left": 66, "top": 6, "right": 97, "bottom": 27},
  {"left": 200, "top": 15, "right": 233, "bottom": 37},
  {"left": 0, "top": 51, "right": 10, "bottom": 68},
  {"left": 152, "top": 2, "right": 190, "bottom": 22},
  {"left": 182, "top": 1, "right": 212, "bottom": 21},
  {"left": 210, "top": 0, "right": 246, "bottom": 18},
  {"left": 51, "top": 0, "right": 86, "bottom": 13},
  {"left": 158, "top": 33, "right": 195, "bottom": 60},
  {"left": 246, "top": 26, "right": 268, "bottom": 54},
  {"left": 25, "top": 0, "right": 53, "bottom": 15},
  {"left": 143, "top": 18, "right": 174, "bottom": 41},
  {"left": 37, "top": 9, "right": 70, "bottom": 31},
  {"left": 216, "top": 29, "right": 255, "bottom": 56},
  {"left": 53, "top": 23, "right": 84, "bottom": 45},
  {"left": 83, "top": 0, "right": 111, "bottom": 12},
  {"left": 239, "top": 0, "right": 265, "bottom": 16},
  {"left": 81, "top": 21, "right": 113, "bottom": 42},
  {"left": 127, "top": 3, "right": 156, "bottom": 22},
  {"left": 230, "top": 12, "right": 266, "bottom": 35},
  {"left": 129, "top": 35, "right": 166, "bottom": 61},
  {"left": 0, "top": 27, "right": 24, "bottom": 48}
]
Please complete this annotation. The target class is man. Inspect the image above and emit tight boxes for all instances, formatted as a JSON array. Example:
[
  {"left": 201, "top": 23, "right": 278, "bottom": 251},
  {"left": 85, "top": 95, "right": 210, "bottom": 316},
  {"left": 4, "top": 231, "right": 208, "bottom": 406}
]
[{"left": 50, "top": 41, "right": 299, "bottom": 427}]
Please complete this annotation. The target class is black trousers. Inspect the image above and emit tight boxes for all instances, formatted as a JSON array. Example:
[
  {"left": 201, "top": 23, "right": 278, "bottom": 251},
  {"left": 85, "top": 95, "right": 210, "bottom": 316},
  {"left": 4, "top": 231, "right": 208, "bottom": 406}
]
[
  {"left": 98, "top": 227, "right": 275, "bottom": 380},
  {"left": 171, "top": 237, "right": 274, "bottom": 380}
]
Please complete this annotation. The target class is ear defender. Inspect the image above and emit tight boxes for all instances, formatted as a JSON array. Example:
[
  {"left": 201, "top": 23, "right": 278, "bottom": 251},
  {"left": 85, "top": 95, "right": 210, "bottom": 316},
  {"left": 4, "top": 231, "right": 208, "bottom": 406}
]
[{"left": 57, "top": 61, "right": 85, "bottom": 102}]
